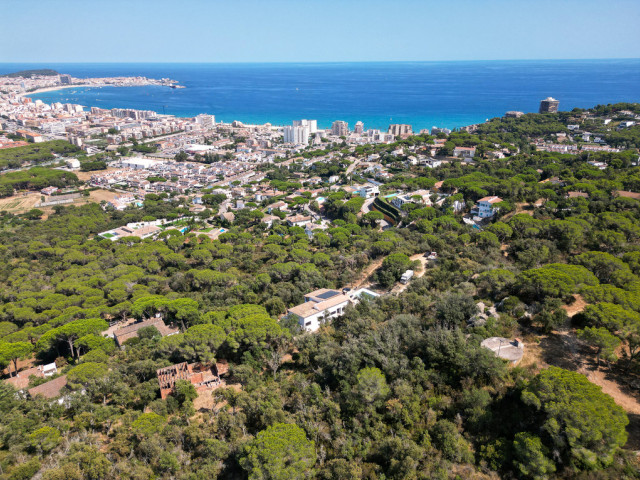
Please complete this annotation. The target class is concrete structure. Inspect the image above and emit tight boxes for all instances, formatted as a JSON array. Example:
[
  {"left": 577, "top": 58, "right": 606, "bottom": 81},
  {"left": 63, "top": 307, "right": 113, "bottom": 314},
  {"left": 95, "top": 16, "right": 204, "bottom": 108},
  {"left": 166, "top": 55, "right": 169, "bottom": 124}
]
[
  {"left": 331, "top": 120, "right": 349, "bottom": 136},
  {"left": 112, "top": 317, "right": 179, "bottom": 348},
  {"left": 354, "top": 121, "right": 364, "bottom": 134},
  {"left": 59, "top": 74, "right": 72, "bottom": 85},
  {"left": 539, "top": 97, "right": 559, "bottom": 114},
  {"left": 288, "top": 288, "right": 352, "bottom": 332},
  {"left": 481, "top": 337, "right": 524, "bottom": 365}
]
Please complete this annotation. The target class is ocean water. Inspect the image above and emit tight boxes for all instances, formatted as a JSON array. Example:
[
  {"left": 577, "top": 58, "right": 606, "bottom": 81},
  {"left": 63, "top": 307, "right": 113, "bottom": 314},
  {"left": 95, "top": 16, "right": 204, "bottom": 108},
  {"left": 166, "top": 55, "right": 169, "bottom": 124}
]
[{"left": 2, "top": 60, "right": 640, "bottom": 131}]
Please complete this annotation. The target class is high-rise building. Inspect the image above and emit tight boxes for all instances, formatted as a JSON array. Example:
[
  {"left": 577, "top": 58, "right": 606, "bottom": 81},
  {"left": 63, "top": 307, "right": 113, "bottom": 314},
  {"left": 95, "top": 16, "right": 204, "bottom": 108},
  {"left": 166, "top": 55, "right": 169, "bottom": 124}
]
[
  {"left": 195, "top": 114, "right": 215, "bottom": 129},
  {"left": 539, "top": 97, "right": 559, "bottom": 114},
  {"left": 283, "top": 125, "right": 310, "bottom": 145},
  {"left": 59, "top": 74, "right": 72, "bottom": 85},
  {"left": 354, "top": 121, "right": 364, "bottom": 134},
  {"left": 331, "top": 120, "right": 349, "bottom": 136},
  {"left": 388, "top": 124, "right": 413, "bottom": 136},
  {"left": 293, "top": 119, "right": 317, "bottom": 134}
]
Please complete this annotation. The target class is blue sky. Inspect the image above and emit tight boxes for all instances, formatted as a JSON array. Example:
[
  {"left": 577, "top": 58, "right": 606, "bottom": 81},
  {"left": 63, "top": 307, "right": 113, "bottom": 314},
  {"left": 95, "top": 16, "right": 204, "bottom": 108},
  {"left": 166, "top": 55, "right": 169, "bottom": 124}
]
[{"left": 2, "top": 0, "right": 639, "bottom": 62}]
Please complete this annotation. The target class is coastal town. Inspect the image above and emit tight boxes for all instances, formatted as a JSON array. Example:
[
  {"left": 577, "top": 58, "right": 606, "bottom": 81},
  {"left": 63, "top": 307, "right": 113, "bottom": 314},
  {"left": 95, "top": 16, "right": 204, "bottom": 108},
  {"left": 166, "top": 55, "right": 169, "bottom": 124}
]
[{"left": 2, "top": 43, "right": 640, "bottom": 480}]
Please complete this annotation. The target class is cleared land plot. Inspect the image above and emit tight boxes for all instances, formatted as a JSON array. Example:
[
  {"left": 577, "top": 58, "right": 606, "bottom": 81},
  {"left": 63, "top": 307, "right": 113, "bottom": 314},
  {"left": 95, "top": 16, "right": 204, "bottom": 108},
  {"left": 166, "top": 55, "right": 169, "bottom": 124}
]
[{"left": 0, "top": 193, "right": 41, "bottom": 214}]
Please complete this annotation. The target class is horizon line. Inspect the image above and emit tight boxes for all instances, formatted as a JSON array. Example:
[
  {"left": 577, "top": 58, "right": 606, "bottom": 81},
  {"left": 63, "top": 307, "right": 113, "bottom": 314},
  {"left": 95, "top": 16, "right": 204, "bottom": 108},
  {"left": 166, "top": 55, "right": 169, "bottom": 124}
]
[{"left": 2, "top": 57, "right": 640, "bottom": 65}]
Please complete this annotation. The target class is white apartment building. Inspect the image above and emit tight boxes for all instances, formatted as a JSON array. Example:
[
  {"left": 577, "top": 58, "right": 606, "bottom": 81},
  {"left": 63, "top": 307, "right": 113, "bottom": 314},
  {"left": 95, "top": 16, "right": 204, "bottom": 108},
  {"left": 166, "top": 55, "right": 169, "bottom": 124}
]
[
  {"left": 283, "top": 125, "right": 310, "bottom": 145},
  {"left": 195, "top": 114, "right": 215, "bottom": 129},
  {"left": 293, "top": 119, "right": 317, "bottom": 134}
]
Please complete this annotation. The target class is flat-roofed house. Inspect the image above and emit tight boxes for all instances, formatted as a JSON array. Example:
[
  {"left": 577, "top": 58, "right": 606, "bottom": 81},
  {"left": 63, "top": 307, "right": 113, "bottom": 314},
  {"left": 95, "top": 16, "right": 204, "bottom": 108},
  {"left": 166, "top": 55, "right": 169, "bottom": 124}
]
[{"left": 288, "top": 288, "right": 352, "bottom": 332}]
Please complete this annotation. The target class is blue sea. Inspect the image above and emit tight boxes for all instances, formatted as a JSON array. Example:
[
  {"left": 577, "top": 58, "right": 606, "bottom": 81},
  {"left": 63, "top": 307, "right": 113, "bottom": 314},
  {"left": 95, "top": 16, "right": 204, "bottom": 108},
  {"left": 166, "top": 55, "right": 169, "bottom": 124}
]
[{"left": 2, "top": 60, "right": 639, "bottom": 131}]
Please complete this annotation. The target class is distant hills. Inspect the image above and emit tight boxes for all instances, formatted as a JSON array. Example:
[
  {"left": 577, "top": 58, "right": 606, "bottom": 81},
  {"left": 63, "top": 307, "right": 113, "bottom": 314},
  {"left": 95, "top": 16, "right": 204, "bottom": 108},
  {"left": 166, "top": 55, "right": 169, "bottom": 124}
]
[{"left": 0, "top": 69, "right": 59, "bottom": 78}]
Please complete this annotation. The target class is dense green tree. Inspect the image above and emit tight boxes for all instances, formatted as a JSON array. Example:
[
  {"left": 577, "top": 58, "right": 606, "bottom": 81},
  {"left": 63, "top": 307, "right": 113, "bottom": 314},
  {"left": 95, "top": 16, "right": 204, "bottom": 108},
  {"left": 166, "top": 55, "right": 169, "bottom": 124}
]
[{"left": 240, "top": 423, "right": 316, "bottom": 480}]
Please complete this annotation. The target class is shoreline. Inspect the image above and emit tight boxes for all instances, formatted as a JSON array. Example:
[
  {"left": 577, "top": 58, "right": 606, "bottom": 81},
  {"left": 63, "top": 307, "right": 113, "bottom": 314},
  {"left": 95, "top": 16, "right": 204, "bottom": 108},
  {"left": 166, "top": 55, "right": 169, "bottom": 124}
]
[{"left": 23, "top": 83, "right": 179, "bottom": 97}]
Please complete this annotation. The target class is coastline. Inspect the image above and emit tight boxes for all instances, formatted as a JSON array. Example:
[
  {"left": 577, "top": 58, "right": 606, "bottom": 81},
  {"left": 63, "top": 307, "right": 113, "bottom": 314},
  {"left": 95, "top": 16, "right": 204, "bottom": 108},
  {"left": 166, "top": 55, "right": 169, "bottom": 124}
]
[{"left": 23, "top": 83, "right": 180, "bottom": 97}]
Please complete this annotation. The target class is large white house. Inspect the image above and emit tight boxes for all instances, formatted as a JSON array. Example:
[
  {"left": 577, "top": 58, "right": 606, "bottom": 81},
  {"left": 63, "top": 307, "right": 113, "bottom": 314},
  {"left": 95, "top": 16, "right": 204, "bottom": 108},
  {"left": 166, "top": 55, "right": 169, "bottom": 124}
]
[
  {"left": 453, "top": 146, "right": 476, "bottom": 159},
  {"left": 288, "top": 289, "right": 352, "bottom": 332},
  {"left": 472, "top": 196, "right": 502, "bottom": 218},
  {"left": 288, "top": 288, "right": 380, "bottom": 332}
]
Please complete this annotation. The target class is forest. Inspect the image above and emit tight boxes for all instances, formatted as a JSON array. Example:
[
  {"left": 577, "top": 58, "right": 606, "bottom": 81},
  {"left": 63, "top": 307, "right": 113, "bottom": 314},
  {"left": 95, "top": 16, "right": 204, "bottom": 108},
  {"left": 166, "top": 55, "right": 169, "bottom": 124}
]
[{"left": 0, "top": 104, "right": 640, "bottom": 479}]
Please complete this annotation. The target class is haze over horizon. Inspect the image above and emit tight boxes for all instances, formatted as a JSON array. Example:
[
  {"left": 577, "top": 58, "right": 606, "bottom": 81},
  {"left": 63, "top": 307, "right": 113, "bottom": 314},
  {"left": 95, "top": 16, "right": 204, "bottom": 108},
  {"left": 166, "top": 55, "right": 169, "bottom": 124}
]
[{"left": 2, "top": 0, "right": 639, "bottom": 63}]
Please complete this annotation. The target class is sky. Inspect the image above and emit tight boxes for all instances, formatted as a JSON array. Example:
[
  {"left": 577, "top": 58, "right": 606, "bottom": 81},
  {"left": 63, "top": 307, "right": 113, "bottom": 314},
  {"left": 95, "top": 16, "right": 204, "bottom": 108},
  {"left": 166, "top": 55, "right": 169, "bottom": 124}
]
[{"left": 1, "top": 0, "right": 639, "bottom": 63}]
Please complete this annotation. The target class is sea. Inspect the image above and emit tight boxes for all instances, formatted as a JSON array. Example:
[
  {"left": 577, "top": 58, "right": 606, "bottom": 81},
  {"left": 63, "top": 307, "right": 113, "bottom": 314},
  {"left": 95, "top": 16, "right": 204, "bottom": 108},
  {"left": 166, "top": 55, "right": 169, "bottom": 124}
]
[{"left": 2, "top": 60, "right": 640, "bottom": 131}]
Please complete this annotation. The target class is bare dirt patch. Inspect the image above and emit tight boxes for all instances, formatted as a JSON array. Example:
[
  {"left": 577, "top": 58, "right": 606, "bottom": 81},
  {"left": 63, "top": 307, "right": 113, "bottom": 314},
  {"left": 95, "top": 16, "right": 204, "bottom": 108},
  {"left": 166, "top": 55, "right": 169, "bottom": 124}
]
[
  {"left": 89, "top": 189, "right": 120, "bottom": 204},
  {"left": 350, "top": 256, "right": 386, "bottom": 290},
  {"left": 521, "top": 327, "right": 640, "bottom": 448},
  {"left": 0, "top": 193, "right": 41, "bottom": 214},
  {"left": 75, "top": 168, "right": 120, "bottom": 182},
  {"left": 561, "top": 294, "right": 588, "bottom": 317}
]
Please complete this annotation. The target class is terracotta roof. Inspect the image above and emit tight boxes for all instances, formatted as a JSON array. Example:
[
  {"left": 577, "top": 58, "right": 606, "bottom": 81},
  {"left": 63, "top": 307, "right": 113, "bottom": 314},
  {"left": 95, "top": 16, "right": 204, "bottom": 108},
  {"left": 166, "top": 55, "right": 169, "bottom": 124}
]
[
  {"left": 567, "top": 191, "right": 589, "bottom": 198},
  {"left": 615, "top": 191, "right": 640, "bottom": 200},
  {"left": 28, "top": 375, "right": 68, "bottom": 399},
  {"left": 3, "top": 366, "right": 44, "bottom": 390},
  {"left": 478, "top": 196, "right": 503, "bottom": 204}
]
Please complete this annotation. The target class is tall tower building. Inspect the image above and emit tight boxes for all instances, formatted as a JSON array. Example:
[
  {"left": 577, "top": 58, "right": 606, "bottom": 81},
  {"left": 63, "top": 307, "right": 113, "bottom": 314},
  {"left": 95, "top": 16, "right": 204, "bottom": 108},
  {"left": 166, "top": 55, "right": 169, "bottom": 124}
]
[
  {"left": 331, "top": 120, "right": 349, "bottom": 136},
  {"left": 283, "top": 125, "right": 310, "bottom": 145},
  {"left": 539, "top": 97, "right": 559, "bottom": 114},
  {"left": 293, "top": 119, "right": 317, "bottom": 134},
  {"left": 388, "top": 124, "right": 413, "bottom": 136},
  {"left": 354, "top": 121, "right": 364, "bottom": 134}
]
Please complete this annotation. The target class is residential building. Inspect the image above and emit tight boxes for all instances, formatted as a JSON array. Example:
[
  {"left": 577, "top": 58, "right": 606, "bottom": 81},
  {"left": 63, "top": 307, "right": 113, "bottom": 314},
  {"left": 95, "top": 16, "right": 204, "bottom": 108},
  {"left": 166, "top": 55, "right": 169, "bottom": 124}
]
[
  {"left": 28, "top": 375, "right": 68, "bottom": 400},
  {"left": 388, "top": 124, "right": 412, "bottom": 136},
  {"left": 287, "top": 214, "right": 312, "bottom": 227},
  {"left": 195, "top": 114, "right": 215, "bottom": 129},
  {"left": 354, "top": 121, "right": 364, "bottom": 134},
  {"left": 283, "top": 125, "right": 310, "bottom": 145},
  {"left": 453, "top": 146, "right": 476, "bottom": 158},
  {"left": 357, "top": 184, "right": 380, "bottom": 199},
  {"left": 472, "top": 196, "right": 502, "bottom": 218},
  {"left": 331, "top": 120, "right": 349, "bottom": 136},
  {"left": 293, "top": 119, "right": 317, "bottom": 134},
  {"left": 288, "top": 288, "right": 352, "bottom": 332}
]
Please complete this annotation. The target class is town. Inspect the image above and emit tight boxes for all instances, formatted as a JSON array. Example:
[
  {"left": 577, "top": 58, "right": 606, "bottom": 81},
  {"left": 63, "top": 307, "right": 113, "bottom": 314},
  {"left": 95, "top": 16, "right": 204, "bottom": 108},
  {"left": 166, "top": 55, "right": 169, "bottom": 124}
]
[{"left": 1, "top": 70, "right": 640, "bottom": 480}]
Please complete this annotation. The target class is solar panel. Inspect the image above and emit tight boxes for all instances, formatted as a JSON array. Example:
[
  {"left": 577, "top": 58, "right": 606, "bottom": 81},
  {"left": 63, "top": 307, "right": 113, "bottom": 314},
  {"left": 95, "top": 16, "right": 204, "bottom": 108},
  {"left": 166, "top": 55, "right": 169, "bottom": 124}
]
[{"left": 317, "top": 290, "right": 339, "bottom": 300}]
